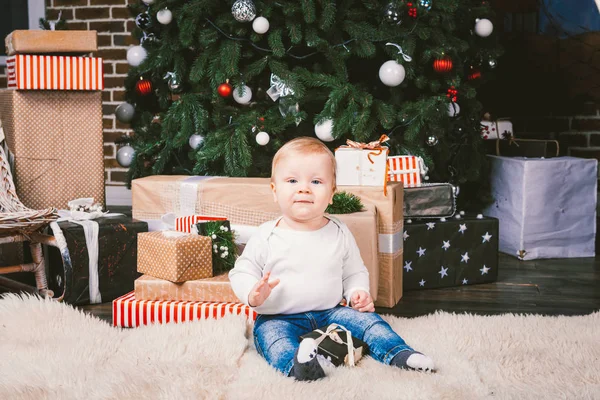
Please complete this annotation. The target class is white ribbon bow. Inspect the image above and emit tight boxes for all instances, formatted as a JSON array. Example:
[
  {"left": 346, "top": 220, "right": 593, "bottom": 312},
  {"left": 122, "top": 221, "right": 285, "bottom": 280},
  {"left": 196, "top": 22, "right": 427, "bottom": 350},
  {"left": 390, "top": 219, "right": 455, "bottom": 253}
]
[{"left": 314, "top": 324, "right": 358, "bottom": 366}]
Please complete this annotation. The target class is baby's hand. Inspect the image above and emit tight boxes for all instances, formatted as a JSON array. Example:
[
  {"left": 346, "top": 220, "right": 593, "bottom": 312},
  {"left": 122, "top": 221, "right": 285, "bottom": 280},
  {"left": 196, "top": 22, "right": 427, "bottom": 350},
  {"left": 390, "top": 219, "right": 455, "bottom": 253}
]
[
  {"left": 351, "top": 290, "right": 375, "bottom": 313},
  {"left": 248, "top": 271, "right": 280, "bottom": 307}
]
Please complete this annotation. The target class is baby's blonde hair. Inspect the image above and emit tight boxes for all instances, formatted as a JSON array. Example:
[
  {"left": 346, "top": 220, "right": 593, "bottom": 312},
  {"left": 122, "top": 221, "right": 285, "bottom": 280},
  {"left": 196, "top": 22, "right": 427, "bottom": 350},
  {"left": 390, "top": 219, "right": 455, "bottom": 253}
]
[{"left": 271, "top": 137, "right": 337, "bottom": 192}]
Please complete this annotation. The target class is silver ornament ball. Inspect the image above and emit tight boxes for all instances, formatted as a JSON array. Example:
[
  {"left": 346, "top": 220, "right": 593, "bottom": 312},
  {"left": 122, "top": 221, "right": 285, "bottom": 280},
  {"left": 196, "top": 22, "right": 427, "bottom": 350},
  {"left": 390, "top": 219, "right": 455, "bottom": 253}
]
[
  {"left": 189, "top": 134, "right": 205, "bottom": 149},
  {"left": 232, "top": 85, "right": 253, "bottom": 104},
  {"left": 314, "top": 119, "right": 335, "bottom": 142},
  {"left": 168, "top": 74, "right": 183, "bottom": 93},
  {"left": 116, "top": 145, "right": 135, "bottom": 168},
  {"left": 127, "top": 45, "right": 147, "bottom": 67},
  {"left": 488, "top": 58, "right": 497, "bottom": 69},
  {"left": 232, "top": 0, "right": 256, "bottom": 22},
  {"left": 115, "top": 102, "right": 135, "bottom": 123},
  {"left": 157, "top": 8, "right": 173, "bottom": 25},
  {"left": 426, "top": 135, "right": 439, "bottom": 146}
]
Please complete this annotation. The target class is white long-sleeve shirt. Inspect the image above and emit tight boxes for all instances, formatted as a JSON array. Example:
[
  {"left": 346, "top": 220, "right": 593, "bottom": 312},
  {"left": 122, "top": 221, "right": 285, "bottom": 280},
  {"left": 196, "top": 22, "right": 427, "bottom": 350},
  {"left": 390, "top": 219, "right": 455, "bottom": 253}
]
[{"left": 229, "top": 216, "right": 370, "bottom": 315}]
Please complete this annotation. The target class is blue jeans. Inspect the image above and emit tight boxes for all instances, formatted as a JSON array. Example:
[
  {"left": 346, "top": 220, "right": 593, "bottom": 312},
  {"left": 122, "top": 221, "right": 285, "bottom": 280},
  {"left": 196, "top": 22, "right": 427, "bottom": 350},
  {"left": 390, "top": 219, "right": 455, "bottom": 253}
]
[{"left": 253, "top": 306, "right": 414, "bottom": 376}]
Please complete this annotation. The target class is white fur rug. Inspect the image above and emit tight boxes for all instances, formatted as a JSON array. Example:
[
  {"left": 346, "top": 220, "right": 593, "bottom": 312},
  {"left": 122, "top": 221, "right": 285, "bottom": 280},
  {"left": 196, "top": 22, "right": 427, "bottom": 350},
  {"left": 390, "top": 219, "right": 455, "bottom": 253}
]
[{"left": 0, "top": 294, "right": 599, "bottom": 400}]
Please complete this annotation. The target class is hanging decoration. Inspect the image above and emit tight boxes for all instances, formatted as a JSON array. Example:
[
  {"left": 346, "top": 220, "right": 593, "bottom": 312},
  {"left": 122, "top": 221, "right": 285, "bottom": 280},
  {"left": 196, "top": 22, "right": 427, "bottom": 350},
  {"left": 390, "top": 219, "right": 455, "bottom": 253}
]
[
  {"left": 231, "top": 0, "right": 256, "bottom": 22},
  {"left": 217, "top": 81, "right": 233, "bottom": 97},
  {"left": 157, "top": 8, "right": 173, "bottom": 25},
  {"left": 383, "top": 2, "right": 402, "bottom": 24},
  {"left": 252, "top": 16, "right": 270, "bottom": 34},
  {"left": 189, "top": 134, "right": 205, "bottom": 149},
  {"left": 127, "top": 45, "right": 147, "bottom": 67},
  {"left": 426, "top": 135, "right": 439, "bottom": 146},
  {"left": 315, "top": 119, "right": 335, "bottom": 142},
  {"left": 255, "top": 131, "right": 270, "bottom": 146},
  {"left": 135, "top": 12, "right": 152, "bottom": 30},
  {"left": 232, "top": 85, "right": 253, "bottom": 104},
  {"left": 115, "top": 102, "right": 135, "bottom": 123},
  {"left": 136, "top": 77, "right": 152, "bottom": 96},
  {"left": 407, "top": 2, "right": 417, "bottom": 18},
  {"left": 467, "top": 67, "right": 481, "bottom": 80},
  {"left": 474, "top": 18, "right": 494, "bottom": 37},
  {"left": 488, "top": 58, "right": 497, "bottom": 69},
  {"left": 418, "top": 0, "right": 432, "bottom": 11},
  {"left": 117, "top": 145, "right": 135, "bottom": 167},
  {"left": 378, "top": 43, "right": 411, "bottom": 87},
  {"left": 446, "top": 86, "right": 458, "bottom": 102},
  {"left": 447, "top": 102, "right": 460, "bottom": 117},
  {"left": 164, "top": 72, "right": 183, "bottom": 93},
  {"left": 433, "top": 56, "right": 453, "bottom": 73}
]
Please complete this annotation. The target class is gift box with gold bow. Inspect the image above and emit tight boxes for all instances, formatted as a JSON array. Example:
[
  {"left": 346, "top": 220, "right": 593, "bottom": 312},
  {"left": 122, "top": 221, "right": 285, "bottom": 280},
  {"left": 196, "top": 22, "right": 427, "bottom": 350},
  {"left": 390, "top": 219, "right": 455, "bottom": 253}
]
[{"left": 335, "top": 135, "right": 390, "bottom": 187}]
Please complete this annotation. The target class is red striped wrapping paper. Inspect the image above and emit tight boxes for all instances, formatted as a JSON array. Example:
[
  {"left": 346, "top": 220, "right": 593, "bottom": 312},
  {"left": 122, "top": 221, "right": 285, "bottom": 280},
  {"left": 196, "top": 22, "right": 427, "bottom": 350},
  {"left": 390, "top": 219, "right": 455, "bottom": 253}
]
[
  {"left": 6, "top": 55, "right": 104, "bottom": 90},
  {"left": 112, "top": 292, "right": 256, "bottom": 327},
  {"left": 387, "top": 155, "right": 423, "bottom": 188},
  {"left": 175, "top": 215, "right": 227, "bottom": 233}
]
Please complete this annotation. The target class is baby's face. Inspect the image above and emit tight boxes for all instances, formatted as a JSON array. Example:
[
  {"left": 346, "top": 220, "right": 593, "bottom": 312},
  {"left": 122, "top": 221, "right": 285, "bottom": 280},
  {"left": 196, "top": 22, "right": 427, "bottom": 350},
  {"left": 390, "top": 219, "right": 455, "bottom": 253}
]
[{"left": 271, "top": 152, "right": 335, "bottom": 225}]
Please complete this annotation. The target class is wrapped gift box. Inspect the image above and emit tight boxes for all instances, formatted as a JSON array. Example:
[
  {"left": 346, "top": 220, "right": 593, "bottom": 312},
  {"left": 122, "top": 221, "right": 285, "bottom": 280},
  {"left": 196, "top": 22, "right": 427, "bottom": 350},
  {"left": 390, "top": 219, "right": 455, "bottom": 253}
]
[
  {"left": 137, "top": 231, "right": 213, "bottom": 282},
  {"left": 300, "top": 324, "right": 369, "bottom": 367},
  {"left": 131, "top": 176, "right": 392, "bottom": 305},
  {"left": 481, "top": 120, "right": 513, "bottom": 140},
  {"left": 7, "top": 55, "right": 104, "bottom": 91},
  {"left": 112, "top": 291, "right": 256, "bottom": 327},
  {"left": 5, "top": 30, "right": 98, "bottom": 56},
  {"left": 134, "top": 273, "right": 239, "bottom": 303},
  {"left": 0, "top": 90, "right": 105, "bottom": 210},
  {"left": 484, "top": 156, "right": 597, "bottom": 260},
  {"left": 335, "top": 147, "right": 389, "bottom": 186},
  {"left": 404, "top": 183, "right": 456, "bottom": 219},
  {"left": 387, "top": 155, "right": 426, "bottom": 188},
  {"left": 46, "top": 216, "right": 148, "bottom": 305},
  {"left": 403, "top": 216, "right": 499, "bottom": 291},
  {"left": 176, "top": 214, "right": 227, "bottom": 233},
  {"left": 490, "top": 138, "right": 560, "bottom": 158}
]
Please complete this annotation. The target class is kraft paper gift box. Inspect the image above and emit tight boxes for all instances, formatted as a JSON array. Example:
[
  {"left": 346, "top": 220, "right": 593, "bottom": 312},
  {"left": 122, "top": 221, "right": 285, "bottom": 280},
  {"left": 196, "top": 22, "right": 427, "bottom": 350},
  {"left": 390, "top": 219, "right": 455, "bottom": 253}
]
[
  {"left": 387, "top": 155, "right": 427, "bottom": 188},
  {"left": 483, "top": 156, "right": 597, "bottom": 260},
  {"left": 135, "top": 273, "right": 239, "bottom": 303},
  {"left": 0, "top": 90, "right": 105, "bottom": 210},
  {"left": 7, "top": 55, "right": 104, "bottom": 91},
  {"left": 131, "top": 176, "right": 389, "bottom": 304},
  {"left": 113, "top": 292, "right": 256, "bottom": 327},
  {"left": 137, "top": 231, "right": 213, "bottom": 282},
  {"left": 5, "top": 30, "right": 98, "bottom": 56}
]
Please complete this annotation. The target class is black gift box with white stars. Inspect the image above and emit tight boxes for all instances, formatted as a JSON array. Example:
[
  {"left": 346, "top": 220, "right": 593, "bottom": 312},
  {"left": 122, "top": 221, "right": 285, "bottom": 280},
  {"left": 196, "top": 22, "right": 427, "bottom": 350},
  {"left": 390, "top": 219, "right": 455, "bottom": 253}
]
[{"left": 402, "top": 215, "right": 499, "bottom": 291}]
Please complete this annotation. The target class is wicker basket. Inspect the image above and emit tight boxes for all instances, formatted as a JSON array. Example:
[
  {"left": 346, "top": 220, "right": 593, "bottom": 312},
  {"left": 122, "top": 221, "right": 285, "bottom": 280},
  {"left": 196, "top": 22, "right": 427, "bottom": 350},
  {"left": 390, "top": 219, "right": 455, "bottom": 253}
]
[{"left": 0, "top": 143, "right": 58, "bottom": 234}]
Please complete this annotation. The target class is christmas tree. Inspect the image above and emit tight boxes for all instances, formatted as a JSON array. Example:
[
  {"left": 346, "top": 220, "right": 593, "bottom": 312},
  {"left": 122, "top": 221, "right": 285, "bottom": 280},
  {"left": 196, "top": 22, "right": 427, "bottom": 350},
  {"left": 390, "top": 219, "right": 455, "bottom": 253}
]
[{"left": 118, "top": 0, "right": 501, "bottom": 209}]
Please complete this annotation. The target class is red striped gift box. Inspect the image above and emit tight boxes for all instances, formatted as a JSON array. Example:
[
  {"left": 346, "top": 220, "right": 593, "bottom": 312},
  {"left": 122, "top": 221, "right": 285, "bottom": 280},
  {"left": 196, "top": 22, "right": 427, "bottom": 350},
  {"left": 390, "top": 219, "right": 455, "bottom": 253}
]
[
  {"left": 112, "top": 292, "right": 256, "bottom": 327},
  {"left": 175, "top": 215, "right": 227, "bottom": 233},
  {"left": 387, "top": 155, "right": 424, "bottom": 188},
  {"left": 6, "top": 55, "right": 104, "bottom": 90}
]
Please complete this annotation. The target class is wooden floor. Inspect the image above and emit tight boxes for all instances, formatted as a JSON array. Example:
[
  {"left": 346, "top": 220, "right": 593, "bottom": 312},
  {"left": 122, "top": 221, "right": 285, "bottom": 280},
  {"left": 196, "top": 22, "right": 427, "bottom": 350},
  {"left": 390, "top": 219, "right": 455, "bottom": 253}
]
[
  {"left": 2, "top": 252, "right": 598, "bottom": 325},
  {"left": 66, "top": 253, "right": 600, "bottom": 324}
]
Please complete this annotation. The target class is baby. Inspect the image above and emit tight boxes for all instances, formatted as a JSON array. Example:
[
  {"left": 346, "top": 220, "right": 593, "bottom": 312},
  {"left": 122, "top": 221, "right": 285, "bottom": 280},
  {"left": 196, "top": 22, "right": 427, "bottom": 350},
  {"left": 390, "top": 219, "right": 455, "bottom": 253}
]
[{"left": 229, "top": 137, "right": 434, "bottom": 380}]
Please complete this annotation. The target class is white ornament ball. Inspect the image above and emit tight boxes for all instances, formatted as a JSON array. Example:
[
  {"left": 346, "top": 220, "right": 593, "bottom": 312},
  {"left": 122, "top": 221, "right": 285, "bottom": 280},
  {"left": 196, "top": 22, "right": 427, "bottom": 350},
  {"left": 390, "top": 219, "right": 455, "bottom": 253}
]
[
  {"left": 116, "top": 145, "right": 135, "bottom": 168},
  {"left": 256, "top": 131, "right": 270, "bottom": 146},
  {"left": 378, "top": 60, "right": 405, "bottom": 87},
  {"left": 252, "top": 16, "right": 270, "bottom": 34},
  {"left": 142, "top": 0, "right": 155, "bottom": 4},
  {"left": 314, "top": 119, "right": 335, "bottom": 142},
  {"left": 127, "top": 45, "right": 147, "bottom": 67},
  {"left": 477, "top": 213, "right": 483, "bottom": 219},
  {"left": 189, "top": 134, "right": 205, "bottom": 149},
  {"left": 440, "top": 217, "right": 447, "bottom": 222},
  {"left": 448, "top": 102, "right": 461, "bottom": 117},
  {"left": 475, "top": 18, "right": 494, "bottom": 37},
  {"left": 232, "top": 85, "right": 253, "bottom": 104},
  {"left": 157, "top": 8, "right": 173, "bottom": 25},
  {"left": 460, "top": 210, "right": 465, "bottom": 216},
  {"left": 115, "top": 102, "right": 135, "bottom": 123}
]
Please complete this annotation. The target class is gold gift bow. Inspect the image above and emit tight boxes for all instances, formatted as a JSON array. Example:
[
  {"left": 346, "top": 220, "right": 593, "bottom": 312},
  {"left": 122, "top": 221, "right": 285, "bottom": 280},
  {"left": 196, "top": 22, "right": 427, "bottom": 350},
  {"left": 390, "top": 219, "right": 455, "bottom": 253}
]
[
  {"left": 313, "top": 323, "right": 358, "bottom": 366},
  {"left": 337, "top": 134, "right": 390, "bottom": 195}
]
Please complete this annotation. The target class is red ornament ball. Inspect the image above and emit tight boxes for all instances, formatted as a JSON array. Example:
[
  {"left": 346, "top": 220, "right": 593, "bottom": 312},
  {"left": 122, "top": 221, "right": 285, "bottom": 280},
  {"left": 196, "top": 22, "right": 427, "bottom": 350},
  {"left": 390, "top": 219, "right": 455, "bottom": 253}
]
[
  {"left": 468, "top": 67, "right": 482, "bottom": 80},
  {"left": 433, "top": 57, "right": 453, "bottom": 73},
  {"left": 217, "top": 82, "right": 232, "bottom": 97},
  {"left": 136, "top": 78, "right": 152, "bottom": 96}
]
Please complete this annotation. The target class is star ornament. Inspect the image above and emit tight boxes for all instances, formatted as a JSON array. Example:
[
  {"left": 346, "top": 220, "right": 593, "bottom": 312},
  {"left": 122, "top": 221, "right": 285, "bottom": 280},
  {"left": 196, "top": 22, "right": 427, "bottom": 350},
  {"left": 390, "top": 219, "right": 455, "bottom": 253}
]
[
  {"left": 480, "top": 265, "right": 490, "bottom": 275},
  {"left": 403, "top": 231, "right": 409, "bottom": 241},
  {"left": 482, "top": 232, "right": 492, "bottom": 243},
  {"left": 417, "top": 247, "right": 426, "bottom": 257},
  {"left": 419, "top": 279, "right": 426, "bottom": 287},
  {"left": 426, "top": 222, "right": 436, "bottom": 230},
  {"left": 458, "top": 224, "right": 467, "bottom": 234},
  {"left": 462, "top": 278, "right": 468, "bottom": 285},
  {"left": 404, "top": 261, "right": 413, "bottom": 272},
  {"left": 461, "top": 252, "right": 470, "bottom": 263},
  {"left": 439, "top": 266, "right": 448, "bottom": 278}
]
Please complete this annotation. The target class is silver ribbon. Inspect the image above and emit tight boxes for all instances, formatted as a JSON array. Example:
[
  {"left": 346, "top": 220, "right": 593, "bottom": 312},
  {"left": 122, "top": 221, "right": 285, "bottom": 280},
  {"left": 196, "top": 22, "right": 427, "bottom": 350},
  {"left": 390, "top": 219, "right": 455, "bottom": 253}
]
[
  {"left": 378, "top": 231, "right": 403, "bottom": 254},
  {"left": 266, "top": 74, "right": 295, "bottom": 101},
  {"left": 385, "top": 42, "right": 412, "bottom": 62},
  {"left": 314, "top": 324, "right": 358, "bottom": 366}
]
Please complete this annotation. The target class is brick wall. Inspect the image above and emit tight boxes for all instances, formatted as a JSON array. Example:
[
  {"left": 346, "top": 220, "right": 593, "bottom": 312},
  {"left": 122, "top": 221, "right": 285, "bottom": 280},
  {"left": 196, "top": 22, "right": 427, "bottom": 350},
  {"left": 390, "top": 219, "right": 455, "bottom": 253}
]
[{"left": 0, "top": 0, "right": 136, "bottom": 186}]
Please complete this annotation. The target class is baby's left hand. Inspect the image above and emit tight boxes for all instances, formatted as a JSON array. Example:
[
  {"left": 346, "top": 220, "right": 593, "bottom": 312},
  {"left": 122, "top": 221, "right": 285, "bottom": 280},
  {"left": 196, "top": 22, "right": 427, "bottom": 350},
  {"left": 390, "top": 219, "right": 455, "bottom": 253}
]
[{"left": 351, "top": 290, "right": 375, "bottom": 313}]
